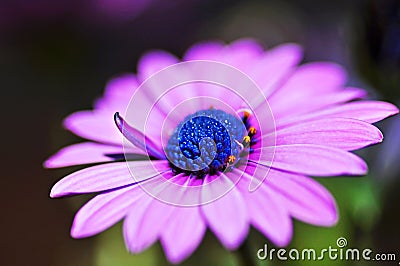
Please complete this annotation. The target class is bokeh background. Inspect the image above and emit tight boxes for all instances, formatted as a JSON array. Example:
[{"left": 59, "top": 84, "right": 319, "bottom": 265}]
[{"left": 2, "top": 0, "right": 399, "bottom": 265}]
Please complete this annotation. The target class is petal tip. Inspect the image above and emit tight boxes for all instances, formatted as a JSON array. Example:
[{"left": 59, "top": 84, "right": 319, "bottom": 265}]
[
  {"left": 357, "top": 161, "right": 369, "bottom": 176},
  {"left": 49, "top": 186, "right": 62, "bottom": 198},
  {"left": 43, "top": 159, "right": 53, "bottom": 169},
  {"left": 273, "top": 233, "right": 293, "bottom": 248},
  {"left": 49, "top": 181, "right": 71, "bottom": 198},
  {"left": 70, "top": 222, "right": 85, "bottom": 239},
  {"left": 163, "top": 249, "right": 188, "bottom": 265}
]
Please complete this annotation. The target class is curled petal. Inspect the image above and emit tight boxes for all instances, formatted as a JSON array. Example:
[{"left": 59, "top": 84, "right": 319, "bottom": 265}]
[{"left": 114, "top": 112, "right": 166, "bottom": 159}]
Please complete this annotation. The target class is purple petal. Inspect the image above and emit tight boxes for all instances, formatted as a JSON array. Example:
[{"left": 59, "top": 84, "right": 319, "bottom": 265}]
[
  {"left": 271, "top": 87, "right": 367, "bottom": 119},
  {"left": 252, "top": 144, "right": 368, "bottom": 176},
  {"left": 184, "top": 39, "right": 302, "bottom": 103},
  {"left": 44, "top": 142, "right": 146, "bottom": 168},
  {"left": 273, "top": 62, "right": 346, "bottom": 93},
  {"left": 183, "top": 41, "right": 224, "bottom": 61},
  {"left": 123, "top": 193, "right": 175, "bottom": 253},
  {"left": 277, "top": 101, "right": 399, "bottom": 128},
  {"left": 123, "top": 173, "right": 182, "bottom": 253},
  {"left": 160, "top": 207, "right": 206, "bottom": 264},
  {"left": 184, "top": 38, "right": 263, "bottom": 72},
  {"left": 250, "top": 43, "right": 303, "bottom": 100},
  {"left": 71, "top": 185, "right": 145, "bottom": 238},
  {"left": 265, "top": 170, "right": 338, "bottom": 226},
  {"left": 93, "top": 74, "right": 138, "bottom": 111},
  {"left": 114, "top": 112, "right": 166, "bottom": 159},
  {"left": 137, "top": 51, "right": 179, "bottom": 82},
  {"left": 218, "top": 39, "right": 264, "bottom": 71},
  {"left": 50, "top": 160, "right": 170, "bottom": 197},
  {"left": 235, "top": 170, "right": 292, "bottom": 246},
  {"left": 271, "top": 118, "right": 383, "bottom": 151},
  {"left": 268, "top": 62, "right": 347, "bottom": 106},
  {"left": 64, "top": 110, "right": 122, "bottom": 145},
  {"left": 201, "top": 174, "right": 249, "bottom": 249},
  {"left": 164, "top": 82, "right": 246, "bottom": 114}
]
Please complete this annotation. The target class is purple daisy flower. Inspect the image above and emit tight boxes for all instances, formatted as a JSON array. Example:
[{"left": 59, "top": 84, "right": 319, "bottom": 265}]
[{"left": 46, "top": 39, "right": 398, "bottom": 263}]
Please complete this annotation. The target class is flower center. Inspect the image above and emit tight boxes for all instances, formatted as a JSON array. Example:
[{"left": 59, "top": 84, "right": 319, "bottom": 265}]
[{"left": 165, "top": 109, "right": 252, "bottom": 178}]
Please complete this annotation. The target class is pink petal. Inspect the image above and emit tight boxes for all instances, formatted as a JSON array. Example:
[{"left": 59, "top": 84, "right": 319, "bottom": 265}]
[
  {"left": 94, "top": 74, "right": 139, "bottom": 111},
  {"left": 270, "top": 87, "right": 367, "bottom": 119},
  {"left": 201, "top": 174, "right": 249, "bottom": 249},
  {"left": 271, "top": 118, "right": 383, "bottom": 151},
  {"left": 71, "top": 185, "right": 145, "bottom": 238},
  {"left": 252, "top": 144, "right": 368, "bottom": 176},
  {"left": 183, "top": 41, "right": 224, "bottom": 61},
  {"left": 163, "top": 82, "right": 245, "bottom": 114},
  {"left": 268, "top": 62, "right": 347, "bottom": 103},
  {"left": 160, "top": 207, "right": 206, "bottom": 264},
  {"left": 234, "top": 170, "right": 292, "bottom": 246},
  {"left": 137, "top": 50, "right": 179, "bottom": 82},
  {"left": 103, "top": 74, "right": 139, "bottom": 97},
  {"left": 123, "top": 173, "right": 183, "bottom": 253},
  {"left": 163, "top": 39, "right": 264, "bottom": 113},
  {"left": 268, "top": 62, "right": 346, "bottom": 110},
  {"left": 123, "top": 193, "right": 175, "bottom": 253},
  {"left": 277, "top": 101, "right": 399, "bottom": 128},
  {"left": 64, "top": 110, "right": 122, "bottom": 145},
  {"left": 50, "top": 160, "right": 170, "bottom": 197},
  {"left": 250, "top": 43, "right": 303, "bottom": 101},
  {"left": 266, "top": 170, "right": 338, "bottom": 226},
  {"left": 218, "top": 39, "right": 264, "bottom": 71},
  {"left": 184, "top": 38, "right": 262, "bottom": 70},
  {"left": 44, "top": 142, "right": 145, "bottom": 168},
  {"left": 122, "top": 72, "right": 192, "bottom": 143}
]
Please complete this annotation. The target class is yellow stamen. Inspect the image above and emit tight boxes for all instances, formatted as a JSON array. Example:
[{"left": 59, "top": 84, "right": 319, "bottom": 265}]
[
  {"left": 249, "top": 127, "right": 257, "bottom": 135},
  {"left": 227, "top": 155, "right": 236, "bottom": 164},
  {"left": 243, "top": 135, "right": 251, "bottom": 144},
  {"left": 243, "top": 110, "right": 251, "bottom": 119}
]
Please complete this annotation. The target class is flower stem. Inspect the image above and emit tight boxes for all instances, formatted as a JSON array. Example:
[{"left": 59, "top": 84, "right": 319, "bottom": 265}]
[{"left": 235, "top": 238, "right": 256, "bottom": 266}]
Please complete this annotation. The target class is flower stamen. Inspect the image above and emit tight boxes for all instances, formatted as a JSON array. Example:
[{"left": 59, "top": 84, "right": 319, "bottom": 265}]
[{"left": 248, "top": 126, "right": 257, "bottom": 136}]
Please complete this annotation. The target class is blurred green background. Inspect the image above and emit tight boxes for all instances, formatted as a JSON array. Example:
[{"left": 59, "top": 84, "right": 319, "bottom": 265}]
[{"left": 2, "top": 0, "right": 399, "bottom": 265}]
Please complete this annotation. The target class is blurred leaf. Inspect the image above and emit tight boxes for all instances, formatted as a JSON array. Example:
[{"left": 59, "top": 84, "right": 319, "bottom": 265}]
[{"left": 318, "top": 176, "right": 381, "bottom": 231}]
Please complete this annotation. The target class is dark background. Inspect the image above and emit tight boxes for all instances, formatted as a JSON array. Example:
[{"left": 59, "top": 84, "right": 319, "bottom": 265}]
[{"left": 2, "top": 0, "right": 399, "bottom": 265}]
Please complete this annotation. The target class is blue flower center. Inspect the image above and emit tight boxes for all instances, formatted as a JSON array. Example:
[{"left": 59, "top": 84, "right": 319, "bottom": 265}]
[{"left": 165, "top": 109, "right": 248, "bottom": 177}]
